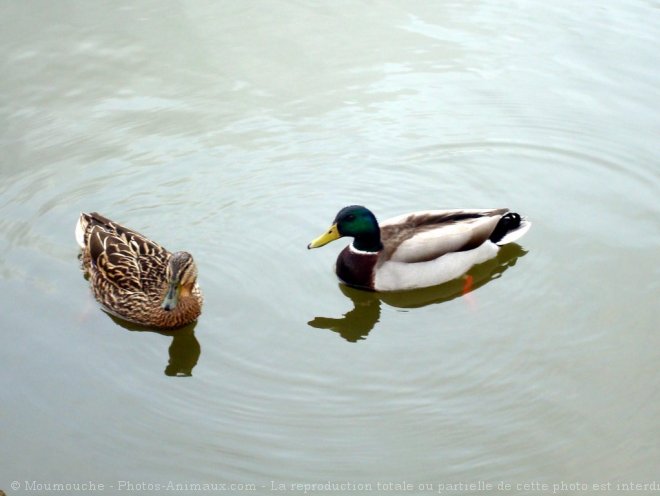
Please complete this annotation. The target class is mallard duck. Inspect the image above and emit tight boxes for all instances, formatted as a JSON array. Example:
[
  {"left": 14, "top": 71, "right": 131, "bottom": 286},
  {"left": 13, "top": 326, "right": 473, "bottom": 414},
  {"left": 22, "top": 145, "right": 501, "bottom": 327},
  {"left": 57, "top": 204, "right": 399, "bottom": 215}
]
[
  {"left": 308, "top": 205, "right": 531, "bottom": 291},
  {"left": 75, "top": 212, "right": 203, "bottom": 328}
]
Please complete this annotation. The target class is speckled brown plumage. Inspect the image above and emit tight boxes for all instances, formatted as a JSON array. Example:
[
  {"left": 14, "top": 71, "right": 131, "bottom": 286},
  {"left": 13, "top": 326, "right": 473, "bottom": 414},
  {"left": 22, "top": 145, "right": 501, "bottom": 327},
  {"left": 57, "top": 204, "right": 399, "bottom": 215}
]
[{"left": 76, "top": 212, "right": 202, "bottom": 329}]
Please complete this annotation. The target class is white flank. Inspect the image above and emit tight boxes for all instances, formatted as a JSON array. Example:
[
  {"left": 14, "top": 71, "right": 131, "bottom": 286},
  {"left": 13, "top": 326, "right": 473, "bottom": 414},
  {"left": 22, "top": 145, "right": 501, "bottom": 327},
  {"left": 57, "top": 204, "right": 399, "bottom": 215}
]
[
  {"left": 390, "top": 215, "right": 501, "bottom": 263},
  {"left": 75, "top": 213, "right": 86, "bottom": 248},
  {"left": 374, "top": 241, "right": 500, "bottom": 291}
]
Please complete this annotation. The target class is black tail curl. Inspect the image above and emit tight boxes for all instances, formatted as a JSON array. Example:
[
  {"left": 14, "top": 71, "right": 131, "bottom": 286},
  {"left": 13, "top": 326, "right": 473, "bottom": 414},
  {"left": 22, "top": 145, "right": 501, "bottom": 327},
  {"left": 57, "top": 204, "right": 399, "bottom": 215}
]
[{"left": 489, "top": 212, "right": 522, "bottom": 243}]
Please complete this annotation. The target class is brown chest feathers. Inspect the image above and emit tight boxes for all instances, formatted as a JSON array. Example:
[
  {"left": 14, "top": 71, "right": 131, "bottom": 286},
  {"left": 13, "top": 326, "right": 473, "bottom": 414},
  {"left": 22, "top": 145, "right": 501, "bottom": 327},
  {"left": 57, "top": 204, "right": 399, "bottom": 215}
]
[
  {"left": 89, "top": 271, "right": 202, "bottom": 329},
  {"left": 336, "top": 246, "right": 379, "bottom": 291}
]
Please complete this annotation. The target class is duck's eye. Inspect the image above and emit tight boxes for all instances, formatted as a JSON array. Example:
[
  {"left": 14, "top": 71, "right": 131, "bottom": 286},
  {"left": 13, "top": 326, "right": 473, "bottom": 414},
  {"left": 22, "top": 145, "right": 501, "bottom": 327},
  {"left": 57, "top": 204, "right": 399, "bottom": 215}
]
[{"left": 346, "top": 214, "right": 356, "bottom": 221}]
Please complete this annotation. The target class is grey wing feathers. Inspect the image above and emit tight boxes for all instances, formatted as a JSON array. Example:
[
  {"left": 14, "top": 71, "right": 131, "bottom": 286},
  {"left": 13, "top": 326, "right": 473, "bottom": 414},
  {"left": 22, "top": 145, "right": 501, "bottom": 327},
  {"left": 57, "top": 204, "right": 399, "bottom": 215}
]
[{"left": 380, "top": 209, "right": 508, "bottom": 263}]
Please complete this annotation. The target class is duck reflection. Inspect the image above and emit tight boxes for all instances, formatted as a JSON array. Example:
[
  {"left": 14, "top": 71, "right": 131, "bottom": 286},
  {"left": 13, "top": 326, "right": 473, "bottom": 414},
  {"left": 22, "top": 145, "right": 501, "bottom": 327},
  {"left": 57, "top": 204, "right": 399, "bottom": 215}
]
[
  {"left": 308, "top": 287, "right": 381, "bottom": 342},
  {"left": 107, "top": 316, "right": 201, "bottom": 376},
  {"left": 308, "top": 244, "right": 527, "bottom": 342},
  {"left": 79, "top": 253, "right": 201, "bottom": 376}
]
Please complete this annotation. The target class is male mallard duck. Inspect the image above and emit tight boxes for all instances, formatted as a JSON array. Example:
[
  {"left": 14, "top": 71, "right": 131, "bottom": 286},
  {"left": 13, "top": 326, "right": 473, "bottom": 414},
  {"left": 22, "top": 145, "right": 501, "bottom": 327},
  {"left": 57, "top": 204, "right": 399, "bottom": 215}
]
[
  {"left": 308, "top": 205, "right": 531, "bottom": 291},
  {"left": 75, "top": 212, "right": 203, "bottom": 328}
]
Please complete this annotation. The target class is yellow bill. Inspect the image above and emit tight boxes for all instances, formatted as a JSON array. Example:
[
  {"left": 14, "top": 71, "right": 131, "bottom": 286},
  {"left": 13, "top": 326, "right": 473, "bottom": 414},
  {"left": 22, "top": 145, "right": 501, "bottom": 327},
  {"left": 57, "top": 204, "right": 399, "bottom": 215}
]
[{"left": 307, "top": 224, "right": 341, "bottom": 249}]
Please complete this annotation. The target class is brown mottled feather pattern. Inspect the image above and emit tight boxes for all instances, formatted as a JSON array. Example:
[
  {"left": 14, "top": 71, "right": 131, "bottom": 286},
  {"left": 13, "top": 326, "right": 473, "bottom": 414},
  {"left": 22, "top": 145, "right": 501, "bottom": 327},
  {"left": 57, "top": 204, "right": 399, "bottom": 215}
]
[{"left": 78, "top": 212, "right": 202, "bottom": 328}]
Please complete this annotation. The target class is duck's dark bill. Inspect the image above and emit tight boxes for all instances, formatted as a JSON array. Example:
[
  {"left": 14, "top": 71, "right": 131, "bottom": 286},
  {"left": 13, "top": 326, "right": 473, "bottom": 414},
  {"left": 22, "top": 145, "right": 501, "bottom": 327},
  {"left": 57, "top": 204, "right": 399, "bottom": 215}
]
[{"left": 161, "top": 282, "right": 180, "bottom": 311}]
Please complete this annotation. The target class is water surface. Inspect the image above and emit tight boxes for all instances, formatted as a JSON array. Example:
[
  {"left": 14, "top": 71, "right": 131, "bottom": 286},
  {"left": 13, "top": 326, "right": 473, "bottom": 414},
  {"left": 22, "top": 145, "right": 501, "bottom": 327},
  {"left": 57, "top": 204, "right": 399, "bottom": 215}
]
[{"left": 1, "top": 0, "right": 659, "bottom": 493}]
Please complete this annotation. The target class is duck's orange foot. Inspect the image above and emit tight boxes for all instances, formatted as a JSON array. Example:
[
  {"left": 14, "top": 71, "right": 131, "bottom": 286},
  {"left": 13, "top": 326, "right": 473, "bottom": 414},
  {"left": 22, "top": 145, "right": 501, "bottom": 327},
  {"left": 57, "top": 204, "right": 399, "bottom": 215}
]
[
  {"left": 462, "top": 274, "right": 474, "bottom": 295},
  {"left": 462, "top": 274, "right": 477, "bottom": 310}
]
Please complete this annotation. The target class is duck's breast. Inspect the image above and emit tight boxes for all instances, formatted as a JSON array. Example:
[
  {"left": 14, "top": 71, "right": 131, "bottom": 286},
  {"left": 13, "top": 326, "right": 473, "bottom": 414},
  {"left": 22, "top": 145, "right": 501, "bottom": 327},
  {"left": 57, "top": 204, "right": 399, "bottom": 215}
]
[{"left": 335, "top": 245, "right": 379, "bottom": 290}]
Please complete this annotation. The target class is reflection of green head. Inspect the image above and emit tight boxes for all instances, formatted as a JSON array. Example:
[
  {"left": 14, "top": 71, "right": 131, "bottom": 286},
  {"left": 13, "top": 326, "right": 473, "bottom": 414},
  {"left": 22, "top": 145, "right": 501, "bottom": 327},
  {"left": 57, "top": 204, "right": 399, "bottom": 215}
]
[{"left": 308, "top": 205, "right": 383, "bottom": 252}]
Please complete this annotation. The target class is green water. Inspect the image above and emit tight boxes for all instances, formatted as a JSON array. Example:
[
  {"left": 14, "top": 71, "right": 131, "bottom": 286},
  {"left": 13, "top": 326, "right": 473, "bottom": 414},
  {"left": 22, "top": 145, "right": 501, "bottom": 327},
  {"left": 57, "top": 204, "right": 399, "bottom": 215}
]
[{"left": 1, "top": 1, "right": 659, "bottom": 494}]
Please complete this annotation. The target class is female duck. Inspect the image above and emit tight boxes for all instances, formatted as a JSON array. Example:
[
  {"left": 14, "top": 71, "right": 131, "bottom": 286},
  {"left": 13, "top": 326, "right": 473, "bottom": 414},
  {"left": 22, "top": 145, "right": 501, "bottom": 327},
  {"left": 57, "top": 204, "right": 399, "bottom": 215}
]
[
  {"left": 75, "top": 212, "right": 203, "bottom": 328},
  {"left": 308, "top": 205, "right": 530, "bottom": 291}
]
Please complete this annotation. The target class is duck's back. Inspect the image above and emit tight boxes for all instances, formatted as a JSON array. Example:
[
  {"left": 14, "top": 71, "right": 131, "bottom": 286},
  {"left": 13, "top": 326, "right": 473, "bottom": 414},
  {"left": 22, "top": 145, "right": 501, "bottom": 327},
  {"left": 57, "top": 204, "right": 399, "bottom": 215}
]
[
  {"left": 379, "top": 209, "right": 508, "bottom": 264},
  {"left": 77, "top": 212, "right": 170, "bottom": 298}
]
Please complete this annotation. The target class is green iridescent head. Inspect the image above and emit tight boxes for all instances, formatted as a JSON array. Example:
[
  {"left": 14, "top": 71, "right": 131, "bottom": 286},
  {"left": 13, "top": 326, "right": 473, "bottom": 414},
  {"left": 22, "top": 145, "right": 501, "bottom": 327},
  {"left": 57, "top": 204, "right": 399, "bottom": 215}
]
[{"left": 308, "top": 205, "right": 383, "bottom": 252}]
